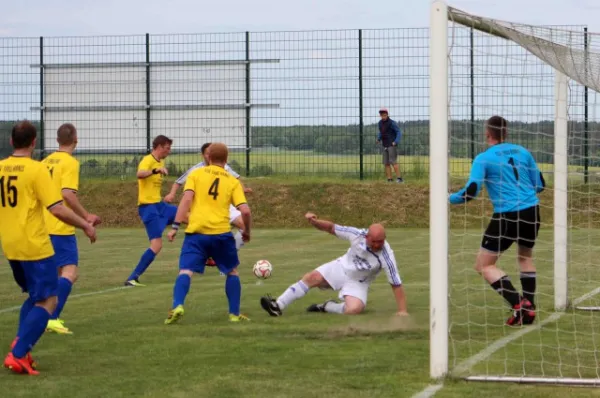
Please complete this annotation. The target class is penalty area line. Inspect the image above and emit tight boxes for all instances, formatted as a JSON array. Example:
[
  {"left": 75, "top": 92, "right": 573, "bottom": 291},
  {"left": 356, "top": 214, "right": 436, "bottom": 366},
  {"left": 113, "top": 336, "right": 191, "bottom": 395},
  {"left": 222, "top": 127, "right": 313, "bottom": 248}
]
[
  {"left": 411, "top": 286, "right": 600, "bottom": 398},
  {"left": 0, "top": 286, "right": 131, "bottom": 315}
]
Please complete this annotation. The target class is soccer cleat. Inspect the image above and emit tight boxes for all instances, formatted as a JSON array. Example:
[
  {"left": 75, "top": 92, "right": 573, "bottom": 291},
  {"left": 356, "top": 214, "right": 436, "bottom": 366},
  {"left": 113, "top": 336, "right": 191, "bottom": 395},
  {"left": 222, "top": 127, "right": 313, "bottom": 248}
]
[
  {"left": 229, "top": 314, "right": 250, "bottom": 322},
  {"left": 506, "top": 298, "right": 536, "bottom": 326},
  {"left": 46, "top": 319, "right": 73, "bottom": 335},
  {"left": 205, "top": 258, "right": 216, "bottom": 267},
  {"left": 260, "top": 295, "right": 283, "bottom": 317},
  {"left": 9, "top": 338, "right": 36, "bottom": 370},
  {"left": 164, "top": 305, "right": 184, "bottom": 325},
  {"left": 396, "top": 177, "right": 404, "bottom": 183},
  {"left": 124, "top": 279, "right": 145, "bottom": 287},
  {"left": 3, "top": 352, "right": 39, "bottom": 375},
  {"left": 306, "top": 300, "right": 336, "bottom": 313}
]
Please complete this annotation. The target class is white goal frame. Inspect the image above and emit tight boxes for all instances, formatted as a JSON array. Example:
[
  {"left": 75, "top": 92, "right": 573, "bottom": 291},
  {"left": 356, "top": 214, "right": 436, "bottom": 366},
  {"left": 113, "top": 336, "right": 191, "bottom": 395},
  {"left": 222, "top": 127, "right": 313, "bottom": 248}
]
[{"left": 429, "top": 1, "right": 572, "bottom": 383}]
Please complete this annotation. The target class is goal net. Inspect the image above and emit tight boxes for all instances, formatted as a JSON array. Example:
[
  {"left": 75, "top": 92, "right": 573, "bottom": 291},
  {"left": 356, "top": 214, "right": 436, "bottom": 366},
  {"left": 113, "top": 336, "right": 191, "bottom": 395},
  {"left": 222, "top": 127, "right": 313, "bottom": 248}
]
[{"left": 430, "top": 2, "right": 600, "bottom": 386}]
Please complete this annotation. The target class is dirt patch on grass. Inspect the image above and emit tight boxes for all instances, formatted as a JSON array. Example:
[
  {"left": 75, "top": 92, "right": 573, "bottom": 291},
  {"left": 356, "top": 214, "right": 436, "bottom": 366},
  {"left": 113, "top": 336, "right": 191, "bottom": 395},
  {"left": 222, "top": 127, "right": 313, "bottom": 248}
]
[{"left": 78, "top": 179, "right": 600, "bottom": 229}]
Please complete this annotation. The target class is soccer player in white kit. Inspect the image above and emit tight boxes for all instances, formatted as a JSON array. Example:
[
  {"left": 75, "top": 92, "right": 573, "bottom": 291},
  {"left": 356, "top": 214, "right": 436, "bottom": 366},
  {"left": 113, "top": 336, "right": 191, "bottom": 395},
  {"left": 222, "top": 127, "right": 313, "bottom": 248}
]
[{"left": 260, "top": 212, "right": 408, "bottom": 316}]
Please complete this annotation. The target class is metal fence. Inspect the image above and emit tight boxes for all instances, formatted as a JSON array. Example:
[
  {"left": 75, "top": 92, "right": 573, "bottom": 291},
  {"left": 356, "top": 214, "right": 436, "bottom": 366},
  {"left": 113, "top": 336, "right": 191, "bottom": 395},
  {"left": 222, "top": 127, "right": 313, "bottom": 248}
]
[{"left": 0, "top": 27, "right": 597, "bottom": 180}]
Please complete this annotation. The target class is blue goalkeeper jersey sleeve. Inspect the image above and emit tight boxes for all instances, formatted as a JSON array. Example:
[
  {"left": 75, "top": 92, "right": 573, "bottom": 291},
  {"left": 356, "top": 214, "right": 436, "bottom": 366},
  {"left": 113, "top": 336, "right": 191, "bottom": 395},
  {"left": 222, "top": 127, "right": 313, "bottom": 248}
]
[{"left": 449, "top": 143, "right": 545, "bottom": 213}]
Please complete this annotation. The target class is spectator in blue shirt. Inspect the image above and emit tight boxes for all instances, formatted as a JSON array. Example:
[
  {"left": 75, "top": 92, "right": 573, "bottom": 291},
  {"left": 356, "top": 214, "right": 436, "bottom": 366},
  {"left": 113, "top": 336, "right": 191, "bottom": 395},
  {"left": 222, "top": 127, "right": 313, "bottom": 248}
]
[{"left": 376, "top": 108, "right": 403, "bottom": 183}]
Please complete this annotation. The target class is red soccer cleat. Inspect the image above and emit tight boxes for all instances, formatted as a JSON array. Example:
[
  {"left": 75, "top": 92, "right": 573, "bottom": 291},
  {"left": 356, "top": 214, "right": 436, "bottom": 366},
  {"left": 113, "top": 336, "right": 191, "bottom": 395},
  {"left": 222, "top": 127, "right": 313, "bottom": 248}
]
[
  {"left": 9, "top": 338, "right": 37, "bottom": 370},
  {"left": 506, "top": 299, "right": 536, "bottom": 326},
  {"left": 3, "top": 352, "right": 39, "bottom": 375},
  {"left": 205, "top": 258, "right": 216, "bottom": 267}
]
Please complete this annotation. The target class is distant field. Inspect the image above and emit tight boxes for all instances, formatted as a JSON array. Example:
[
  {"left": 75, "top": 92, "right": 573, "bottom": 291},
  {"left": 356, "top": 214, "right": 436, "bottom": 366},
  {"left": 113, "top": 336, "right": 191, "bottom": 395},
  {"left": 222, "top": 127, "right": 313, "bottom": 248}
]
[{"left": 73, "top": 151, "right": 600, "bottom": 182}]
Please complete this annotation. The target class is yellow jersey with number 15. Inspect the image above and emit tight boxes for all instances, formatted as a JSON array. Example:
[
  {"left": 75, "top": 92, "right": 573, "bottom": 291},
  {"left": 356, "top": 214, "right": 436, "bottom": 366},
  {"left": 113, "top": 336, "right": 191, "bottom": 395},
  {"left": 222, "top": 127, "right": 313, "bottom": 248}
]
[
  {"left": 137, "top": 154, "right": 165, "bottom": 205},
  {"left": 184, "top": 165, "right": 247, "bottom": 235},
  {"left": 42, "top": 151, "right": 80, "bottom": 235},
  {"left": 0, "top": 156, "right": 63, "bottom": 260}
]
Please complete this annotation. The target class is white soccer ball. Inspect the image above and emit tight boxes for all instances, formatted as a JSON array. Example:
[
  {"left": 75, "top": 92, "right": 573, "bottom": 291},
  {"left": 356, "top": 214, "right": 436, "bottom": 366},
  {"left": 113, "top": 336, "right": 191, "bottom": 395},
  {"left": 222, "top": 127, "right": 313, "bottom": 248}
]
[{"left": 253, "top": 260, "right": 272, "bottom": 279}]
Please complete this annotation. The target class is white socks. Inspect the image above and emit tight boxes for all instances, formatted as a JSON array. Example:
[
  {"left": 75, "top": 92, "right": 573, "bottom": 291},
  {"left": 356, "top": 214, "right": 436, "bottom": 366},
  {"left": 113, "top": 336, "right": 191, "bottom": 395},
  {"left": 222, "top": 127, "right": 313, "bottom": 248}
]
[
  {"left": 276, "top": 280, "right": 309, "bottom": 309},
  {"left": 324, "top": 301, "right": 345, "bottom": 314}
]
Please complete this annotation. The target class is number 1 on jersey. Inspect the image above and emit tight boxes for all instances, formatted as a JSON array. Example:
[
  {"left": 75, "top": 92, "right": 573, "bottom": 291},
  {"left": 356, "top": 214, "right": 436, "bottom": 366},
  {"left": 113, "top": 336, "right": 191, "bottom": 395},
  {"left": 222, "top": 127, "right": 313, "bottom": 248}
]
[
  {"left": 208, "top": 177, "right": 220, "bottom": 200},
  {"left": 508, "top": 157, "right": 519, "bottom": 180}
]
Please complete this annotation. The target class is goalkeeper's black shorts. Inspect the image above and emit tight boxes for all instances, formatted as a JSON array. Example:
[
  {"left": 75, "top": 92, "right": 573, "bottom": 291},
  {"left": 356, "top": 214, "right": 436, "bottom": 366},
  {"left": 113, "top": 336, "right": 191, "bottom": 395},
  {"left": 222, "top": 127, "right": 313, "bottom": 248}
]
[{"left": 481, "top": 205, "right": 541, "bottom": 253}]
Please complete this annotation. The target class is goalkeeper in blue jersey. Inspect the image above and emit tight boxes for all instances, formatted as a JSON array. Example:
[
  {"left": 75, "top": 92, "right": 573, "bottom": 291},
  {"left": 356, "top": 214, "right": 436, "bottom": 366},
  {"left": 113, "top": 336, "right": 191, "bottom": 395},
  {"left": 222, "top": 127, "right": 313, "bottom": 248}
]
[{"left": 449, "top": 115, "right": 545, "bottom": 326}]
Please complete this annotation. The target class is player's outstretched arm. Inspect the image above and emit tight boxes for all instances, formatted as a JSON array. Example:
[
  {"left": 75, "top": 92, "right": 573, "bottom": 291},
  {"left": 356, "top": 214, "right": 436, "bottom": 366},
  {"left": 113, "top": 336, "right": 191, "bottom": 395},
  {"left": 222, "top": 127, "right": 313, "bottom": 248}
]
[
  {"left": 62, "top": 190, "right": 101, "bottom": 226},
  {"left": 449, "top": 156, "right": 485, "bottom": 205},
  {"left": 168, "top": 190, "right": 194, "bottom": 242},
  {"left": 238, "top": 203, "right": 252, "bottom": 242},
  {"left": 49, "top": 204, "right": 96, "bottom": 243},
  {"left": 305, "top": 212, "right": 335, "bottom": 235},
  {"left": 391, "top": 284, "right": 408, "bottom": 315},
  {"left": 164, "top": 182, "right": 182, "bottom": 203}
]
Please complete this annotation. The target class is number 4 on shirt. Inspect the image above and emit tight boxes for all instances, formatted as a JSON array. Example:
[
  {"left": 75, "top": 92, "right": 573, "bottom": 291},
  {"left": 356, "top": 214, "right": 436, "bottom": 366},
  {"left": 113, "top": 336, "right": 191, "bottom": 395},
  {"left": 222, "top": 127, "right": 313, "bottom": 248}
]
[{"left": 208, "top": 177, "right": 220, "bottom": 200}]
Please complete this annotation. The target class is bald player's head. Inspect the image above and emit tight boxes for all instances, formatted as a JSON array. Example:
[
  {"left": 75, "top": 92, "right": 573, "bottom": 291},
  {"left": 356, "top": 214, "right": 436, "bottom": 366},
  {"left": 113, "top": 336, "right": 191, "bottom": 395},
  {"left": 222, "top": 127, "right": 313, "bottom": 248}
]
[
  {"left": 366, "top": 223, "right": 386, "bottom": 251},
  {"left": 208, "top": 143, "right": 228, "bottom": 166}
]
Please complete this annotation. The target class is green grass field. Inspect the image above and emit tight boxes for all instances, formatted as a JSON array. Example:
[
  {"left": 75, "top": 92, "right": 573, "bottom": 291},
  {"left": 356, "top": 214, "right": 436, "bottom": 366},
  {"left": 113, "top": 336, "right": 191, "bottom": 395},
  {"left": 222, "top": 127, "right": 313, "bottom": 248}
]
[{"left": 2, "top": 228, "right": 600, "bottom": 397}]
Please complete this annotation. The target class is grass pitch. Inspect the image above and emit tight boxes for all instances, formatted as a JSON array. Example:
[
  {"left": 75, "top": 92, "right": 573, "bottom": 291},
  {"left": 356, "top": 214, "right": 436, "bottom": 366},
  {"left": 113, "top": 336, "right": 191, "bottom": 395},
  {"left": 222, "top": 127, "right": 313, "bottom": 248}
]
[{"left": 1, "top": 228, "right": 600, "bottom": 397}]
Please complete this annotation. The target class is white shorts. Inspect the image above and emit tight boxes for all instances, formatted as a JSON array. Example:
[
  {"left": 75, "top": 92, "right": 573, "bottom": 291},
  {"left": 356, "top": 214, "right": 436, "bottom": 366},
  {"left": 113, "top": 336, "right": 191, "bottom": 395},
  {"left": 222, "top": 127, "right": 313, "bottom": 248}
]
[
  {"left": 315, "top": 258, "right": 370, "bottom": 305},
  {"left": 229, "top": 205, "right": 241, "bottom": 225}
]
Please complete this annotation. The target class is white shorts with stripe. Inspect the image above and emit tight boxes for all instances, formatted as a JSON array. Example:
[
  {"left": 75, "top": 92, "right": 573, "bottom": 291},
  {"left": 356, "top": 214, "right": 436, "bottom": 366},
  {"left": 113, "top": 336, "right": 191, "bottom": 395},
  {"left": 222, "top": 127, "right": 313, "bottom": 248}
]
[{"left": 315, "top": 258, "right": 371, "bottom": 305}]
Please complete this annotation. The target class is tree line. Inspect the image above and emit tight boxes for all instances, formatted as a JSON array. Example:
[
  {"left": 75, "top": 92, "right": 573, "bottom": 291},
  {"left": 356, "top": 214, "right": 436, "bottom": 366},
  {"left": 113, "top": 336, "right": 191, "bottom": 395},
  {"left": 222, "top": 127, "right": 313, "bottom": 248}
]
[{"left": 1, "top": 119, "right": 600, "bottom": 166}]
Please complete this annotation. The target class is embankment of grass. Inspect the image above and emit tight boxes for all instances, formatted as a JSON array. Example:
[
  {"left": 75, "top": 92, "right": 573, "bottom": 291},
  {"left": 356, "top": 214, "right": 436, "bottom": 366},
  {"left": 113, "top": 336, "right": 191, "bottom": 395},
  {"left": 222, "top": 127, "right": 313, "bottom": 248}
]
[{"left": 80, "top": 179, "right": 600, "bottom": 229}]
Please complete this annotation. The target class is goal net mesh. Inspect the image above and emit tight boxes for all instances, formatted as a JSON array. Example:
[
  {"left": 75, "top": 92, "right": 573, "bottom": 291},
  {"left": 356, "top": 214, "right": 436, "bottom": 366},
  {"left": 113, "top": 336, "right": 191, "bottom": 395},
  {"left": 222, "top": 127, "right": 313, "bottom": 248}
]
[{"left": 446, "top": 6, "right": 600, "bottom": 383}]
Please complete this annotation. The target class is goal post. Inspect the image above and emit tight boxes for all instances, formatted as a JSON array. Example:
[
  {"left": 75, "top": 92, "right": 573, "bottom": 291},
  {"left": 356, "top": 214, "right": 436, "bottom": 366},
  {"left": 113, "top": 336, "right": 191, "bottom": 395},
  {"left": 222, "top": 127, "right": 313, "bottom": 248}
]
[{"left": 430, "top": 1, "right": 600, "bottom": 385}]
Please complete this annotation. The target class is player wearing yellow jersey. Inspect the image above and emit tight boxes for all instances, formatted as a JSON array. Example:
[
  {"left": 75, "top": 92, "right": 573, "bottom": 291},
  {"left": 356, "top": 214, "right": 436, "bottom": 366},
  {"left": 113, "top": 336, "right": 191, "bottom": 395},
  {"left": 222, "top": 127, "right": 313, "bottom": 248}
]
[
  {"left": 1, "top": 121, "right": 96, "bottom": 376},
  {"left": 124, "top": 135, "right": 175, "bottom": 287},
  {"left": 42, "top": 123, "right": 101, "bottom": 335},
  {"left": 164, "top": 143, "right": 252, "bottom": 324}
]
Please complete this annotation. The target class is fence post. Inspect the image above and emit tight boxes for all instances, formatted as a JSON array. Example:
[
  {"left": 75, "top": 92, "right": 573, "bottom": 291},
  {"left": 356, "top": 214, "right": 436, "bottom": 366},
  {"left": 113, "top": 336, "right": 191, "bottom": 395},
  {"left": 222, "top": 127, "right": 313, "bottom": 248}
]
[
  {"left": 245, "top": 31, "right": 251, "bottom": 177},
  {"left": 469, "top": 27, "right": 475, "bottom": 161},
  {"left": 359, "top": 29, "right": 364, "bottom": 180},
  {"left": 39, "top": 36, "right": 45, "bottom": 160},
  {"left": 584, "top": 27, "right": 589, "bottom": 184},
  {"left": 145, "top": 33, "right": 151, "bottom": 154}
]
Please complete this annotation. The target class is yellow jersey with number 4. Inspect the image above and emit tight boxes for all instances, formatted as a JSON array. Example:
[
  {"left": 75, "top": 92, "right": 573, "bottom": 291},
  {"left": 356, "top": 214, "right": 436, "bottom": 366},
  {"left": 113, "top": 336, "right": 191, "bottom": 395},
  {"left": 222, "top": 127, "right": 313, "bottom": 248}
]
[
  {"left": 42, "top": 151, "right": 80, "bottom": 235},
  {"left": 184, "top": 165, "right": 247, "bottom": 235},
  {"left": 0, "top": 156, "right": 63, "bottom": 260},
  {"left": 138, "top": 154, "right": 165, "bottom": 205}
]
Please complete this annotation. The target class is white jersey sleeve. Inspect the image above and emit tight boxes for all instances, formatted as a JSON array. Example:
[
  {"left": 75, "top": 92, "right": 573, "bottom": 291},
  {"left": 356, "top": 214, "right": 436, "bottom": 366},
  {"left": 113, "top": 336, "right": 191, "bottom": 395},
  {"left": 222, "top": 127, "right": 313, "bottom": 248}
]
[
  {"left": 175, "top": 161, "right": 205, "bottom": 185},
  {"left": 333, "top": 224, "right": 366, "bottom": 241},
  {"left": 381, "top": 243, "right": 402, "bottom": 286},
  {"left": 224, "top": 163, "right": 240, "bottom": 179}
]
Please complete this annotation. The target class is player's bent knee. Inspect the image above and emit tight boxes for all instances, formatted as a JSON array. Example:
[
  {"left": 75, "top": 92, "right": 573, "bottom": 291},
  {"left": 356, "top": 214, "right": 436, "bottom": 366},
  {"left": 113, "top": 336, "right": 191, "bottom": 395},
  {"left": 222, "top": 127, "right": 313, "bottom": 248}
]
[
  {"left": 344, "top": 304, "right": 365, "bottom": 315},
  {"left": 150, "top": 239, "right": 163, "bottom": 253},
  {"left": 60, "top": 265, "right": 78, "bottom": 283},
  {"left": 179, "top": 269, "right": 193, "bottom": 277},
  {"left": 302, "top": 270, "right": 326, "bottom": 288},
  {"left": 227, "top": 268, "right": 239, "bottom": 276},
  {"left": 36, "top": 296, "right": 58, "bottom": 313}
]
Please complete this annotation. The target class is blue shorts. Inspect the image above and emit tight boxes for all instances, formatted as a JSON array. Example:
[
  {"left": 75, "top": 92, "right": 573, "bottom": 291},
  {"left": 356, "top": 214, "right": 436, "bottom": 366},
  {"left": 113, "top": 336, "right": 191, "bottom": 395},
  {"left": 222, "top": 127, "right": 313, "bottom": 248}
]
[
  {"left": 50, "top": 234, "right": 79, "bottom": 268},
  {"left": 138, "top": 202, "right": 178, "bottom": 240},
  {"left": 180, "top": 233, "right": 239, "bottom": 274},
  {"left": 9, "top": 257, "right": 59, "bottom": 302}
]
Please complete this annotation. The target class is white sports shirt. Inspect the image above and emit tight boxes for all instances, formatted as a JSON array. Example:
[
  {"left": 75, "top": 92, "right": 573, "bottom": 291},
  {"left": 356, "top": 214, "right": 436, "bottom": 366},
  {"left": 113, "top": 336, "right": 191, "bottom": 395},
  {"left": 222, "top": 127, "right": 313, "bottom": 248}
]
[
  {"left": 175, "top": 161, "right": 240, "bottom": 185},
  {"left": 333, "top": 224, "right": 402, "bottom": 286}
]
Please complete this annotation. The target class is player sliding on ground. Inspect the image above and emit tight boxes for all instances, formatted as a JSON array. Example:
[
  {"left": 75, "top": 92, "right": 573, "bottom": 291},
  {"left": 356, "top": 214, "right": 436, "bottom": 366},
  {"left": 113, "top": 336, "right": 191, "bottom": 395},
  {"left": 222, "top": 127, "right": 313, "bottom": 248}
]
[
  {"left": 124, "top": 135, "right": 176, "bottom": 287},
  {"left": 165, "top": 143, "right": 252, "bottom": 324},
  {"left": 164, "top": 142, "right": 251, "bottom": 273},
  {"left": 260, "top": 213, "right": 408, "bottom": 316},
  {"left": 1, "top": 121, "right": 97, "bottom": 375},
  {"left": 449, "top": 115, "right": 545, "bottom": 326},
  {"left": 43, "top": 123, "right": 101, "bottom": 335}
]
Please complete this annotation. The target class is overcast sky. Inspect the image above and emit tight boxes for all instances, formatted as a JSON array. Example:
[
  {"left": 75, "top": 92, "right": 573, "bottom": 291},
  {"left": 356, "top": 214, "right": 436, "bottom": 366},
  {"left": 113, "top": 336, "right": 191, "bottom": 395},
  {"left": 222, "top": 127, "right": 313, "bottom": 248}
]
[{"left": 2, "top": 0, "right": 600, "bottom": 37}]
